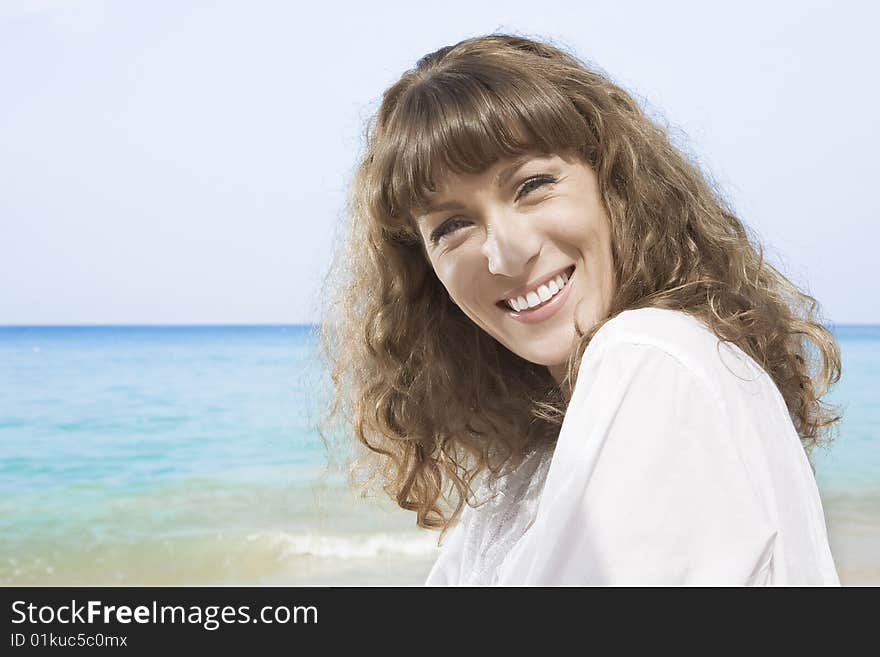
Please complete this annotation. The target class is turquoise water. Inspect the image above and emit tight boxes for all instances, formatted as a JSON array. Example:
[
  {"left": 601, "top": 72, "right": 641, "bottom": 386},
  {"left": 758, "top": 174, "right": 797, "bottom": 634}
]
[
  {"left": 0, "top": 325, "right": 877, "bottom": 584},
  {"left": 0, "top": 326, "right": 438, "bottom": 585},
  {"left": 812, "top": 326, "right": 880, "bottom": 494}
]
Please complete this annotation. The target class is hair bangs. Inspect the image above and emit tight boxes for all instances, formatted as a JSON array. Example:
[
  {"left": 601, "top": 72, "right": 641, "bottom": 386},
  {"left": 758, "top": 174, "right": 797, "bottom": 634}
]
[{"left": 380, "top": 62, "right": 587, "bottom": 225}]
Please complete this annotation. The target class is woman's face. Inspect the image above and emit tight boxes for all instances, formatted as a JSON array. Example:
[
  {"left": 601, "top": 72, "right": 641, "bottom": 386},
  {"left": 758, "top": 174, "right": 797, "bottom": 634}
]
[{"left": 415, "top": 152, "right": 616, "bottom": 383}]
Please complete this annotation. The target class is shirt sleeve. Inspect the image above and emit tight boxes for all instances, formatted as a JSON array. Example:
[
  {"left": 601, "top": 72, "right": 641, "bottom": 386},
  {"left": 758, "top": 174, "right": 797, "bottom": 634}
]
[
  {"left": 496, "top": 339, "right": 778, "bottom": 586},
  {"left": 423, "top": 506, "right": 470, "bottom": 586}
]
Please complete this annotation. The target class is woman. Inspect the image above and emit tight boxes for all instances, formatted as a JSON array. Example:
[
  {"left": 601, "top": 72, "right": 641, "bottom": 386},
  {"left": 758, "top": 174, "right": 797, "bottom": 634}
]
[{"left": 320, "top": 34, "right": 842, "bottom": 585}]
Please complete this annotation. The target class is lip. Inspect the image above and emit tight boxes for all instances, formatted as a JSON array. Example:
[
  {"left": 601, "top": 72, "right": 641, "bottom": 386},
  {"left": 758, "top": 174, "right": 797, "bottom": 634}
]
[
  {"left": 500, "top": 265, "right": 575, "bottom": 324},
  {"left": 497, "top": 265, "right": 574, "bottom": 304}
]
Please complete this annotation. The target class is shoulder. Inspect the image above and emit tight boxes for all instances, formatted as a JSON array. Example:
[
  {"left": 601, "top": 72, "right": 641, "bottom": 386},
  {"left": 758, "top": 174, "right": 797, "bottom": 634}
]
[
  {"left": 582, "top": 307, "right": 766, "bottom": 399},
  {"left": 590, "top": 307, "right": 720, "bottom": 359}
]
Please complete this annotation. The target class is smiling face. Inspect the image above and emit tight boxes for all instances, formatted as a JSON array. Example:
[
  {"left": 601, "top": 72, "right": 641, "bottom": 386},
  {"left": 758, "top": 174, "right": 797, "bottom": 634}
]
[{"left": 414, "top": 152, "right": 616, "bottom": 383}]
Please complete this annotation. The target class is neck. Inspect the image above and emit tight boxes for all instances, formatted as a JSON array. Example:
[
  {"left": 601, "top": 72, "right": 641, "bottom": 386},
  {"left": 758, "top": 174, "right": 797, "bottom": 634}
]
[
  {"left": 550, "top": 363, "right": 573, "bottom": 401},
  {"left": 548, "top": 362, "right": 566, "bottom": 386}
]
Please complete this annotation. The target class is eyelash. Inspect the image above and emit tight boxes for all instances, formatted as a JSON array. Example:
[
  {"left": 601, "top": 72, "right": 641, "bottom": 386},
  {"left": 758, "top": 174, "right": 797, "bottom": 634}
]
[{"left": 430, "top": 175, "right": 557, "bottom": 244}]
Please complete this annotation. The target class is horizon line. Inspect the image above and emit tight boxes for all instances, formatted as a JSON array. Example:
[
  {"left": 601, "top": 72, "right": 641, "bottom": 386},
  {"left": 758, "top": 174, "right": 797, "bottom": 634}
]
[
  {"left": 1, "top": 322, "right": 879, "bottom": 329},
  {"left": 0, "top": 323, "right": 318, "bottom": 329}
]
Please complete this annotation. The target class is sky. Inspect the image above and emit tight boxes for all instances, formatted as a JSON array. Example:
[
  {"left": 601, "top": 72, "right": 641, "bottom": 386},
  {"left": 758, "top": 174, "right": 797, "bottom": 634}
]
[{"left": 0, "top": 0, "right": 877, "bottom": 325}]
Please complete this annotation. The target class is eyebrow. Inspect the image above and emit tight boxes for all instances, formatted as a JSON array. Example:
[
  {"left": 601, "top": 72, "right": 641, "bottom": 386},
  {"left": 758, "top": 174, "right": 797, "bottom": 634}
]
[
  {"left": 418, "top": 156, "right": 534, "bottom": 218},
  {"left": 495, "top": 155, "right": 533, "bottom": 188}
]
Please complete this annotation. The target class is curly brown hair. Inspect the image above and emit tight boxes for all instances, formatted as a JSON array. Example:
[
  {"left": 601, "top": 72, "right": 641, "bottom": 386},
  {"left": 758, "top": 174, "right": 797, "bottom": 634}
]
[{"left": 319, "top": 33, "right": 842, "bottom": 536}]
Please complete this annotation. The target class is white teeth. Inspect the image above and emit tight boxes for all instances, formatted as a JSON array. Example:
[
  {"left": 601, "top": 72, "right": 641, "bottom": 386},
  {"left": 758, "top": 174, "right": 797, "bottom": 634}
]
[{"left": 503, "top": 268, "right": 573, "bottom": 312}]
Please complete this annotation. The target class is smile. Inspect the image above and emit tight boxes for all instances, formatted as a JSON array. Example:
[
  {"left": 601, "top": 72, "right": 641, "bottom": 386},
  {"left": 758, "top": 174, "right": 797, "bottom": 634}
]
[{"left": 496, "top": 265, "right": 576, "bottom": 323}]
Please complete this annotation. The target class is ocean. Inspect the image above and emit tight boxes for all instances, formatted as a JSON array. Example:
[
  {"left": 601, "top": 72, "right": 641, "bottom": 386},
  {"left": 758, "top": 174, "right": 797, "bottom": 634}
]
[{"left": 0, "top": 325, "right": 877, "bottom": 585}]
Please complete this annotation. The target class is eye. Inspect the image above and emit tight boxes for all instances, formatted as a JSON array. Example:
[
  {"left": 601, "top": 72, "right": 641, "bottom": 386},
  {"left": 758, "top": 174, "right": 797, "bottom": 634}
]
[
  {"left": 430, "top": 217, "right": 471, "bottom": 244},
  {"left": 516, "top": 175, "right": 557, "bottom": 201},
  {"left": 427, "top": 174, "right": 557, "bottom": 245}
]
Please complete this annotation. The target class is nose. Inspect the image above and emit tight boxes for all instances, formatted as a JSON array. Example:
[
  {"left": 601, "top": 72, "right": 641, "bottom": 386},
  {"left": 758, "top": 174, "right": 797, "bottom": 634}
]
[{"left": 480, "top": 211, "right": 542, "bottom": 277}]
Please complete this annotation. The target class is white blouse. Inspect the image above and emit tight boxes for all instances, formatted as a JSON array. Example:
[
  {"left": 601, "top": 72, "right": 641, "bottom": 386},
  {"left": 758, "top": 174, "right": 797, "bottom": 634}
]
[{"left": 425, "top": 307, "right": 840, "bottom": 586}]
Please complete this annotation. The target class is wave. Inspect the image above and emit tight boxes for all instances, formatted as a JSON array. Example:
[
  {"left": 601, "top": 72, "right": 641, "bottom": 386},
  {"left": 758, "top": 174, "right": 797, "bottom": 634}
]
[
  {"left": 0, "top": 528, "right": 442, "bottom": 586},
  {"left": 246, "top": 530, "right": 441, "bottom": 560}
]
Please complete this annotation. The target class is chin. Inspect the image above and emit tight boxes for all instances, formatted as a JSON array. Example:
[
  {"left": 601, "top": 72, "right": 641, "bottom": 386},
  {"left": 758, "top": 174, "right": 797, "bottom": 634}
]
[
  {"left": 519, "top": 351, "right": 572, "bottom": 368},
  {"left": 505, "top": 335, "right": 578, "bottom": 368}
]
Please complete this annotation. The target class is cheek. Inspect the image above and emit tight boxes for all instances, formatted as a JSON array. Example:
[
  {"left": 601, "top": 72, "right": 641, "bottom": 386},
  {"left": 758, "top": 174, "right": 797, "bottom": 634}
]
[
  {"left": 432, "top": 254, "right": 480, "bottom": 301},
  {"left": 431, "top": 255, "right": 499, "bottom": 333},
  {"left": 561, "top": 209, "right": 610, "bottom": 254}
]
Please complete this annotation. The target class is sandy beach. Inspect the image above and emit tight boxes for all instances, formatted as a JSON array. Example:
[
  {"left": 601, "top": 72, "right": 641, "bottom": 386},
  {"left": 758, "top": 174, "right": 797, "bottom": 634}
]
[{"left": 825, "top": 494, "right": 880, "bottom": 586}]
